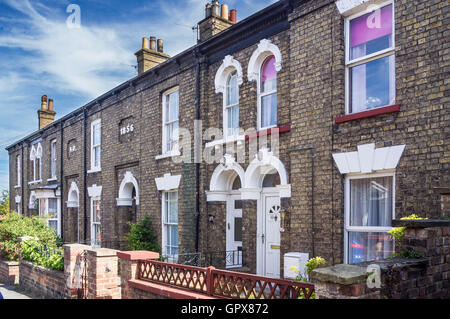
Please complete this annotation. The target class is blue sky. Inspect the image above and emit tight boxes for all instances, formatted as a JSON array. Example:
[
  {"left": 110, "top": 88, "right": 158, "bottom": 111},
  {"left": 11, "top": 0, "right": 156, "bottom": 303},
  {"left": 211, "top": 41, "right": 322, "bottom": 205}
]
[{"left": 0, "top": 0, "right": 277, "bottom": 191}]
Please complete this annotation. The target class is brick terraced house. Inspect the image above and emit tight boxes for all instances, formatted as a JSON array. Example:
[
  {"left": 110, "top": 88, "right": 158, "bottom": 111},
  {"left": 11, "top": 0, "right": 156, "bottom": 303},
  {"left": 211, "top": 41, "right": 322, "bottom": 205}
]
[{"left": 6, "top": 0, "right": 449, "bottom": 278}]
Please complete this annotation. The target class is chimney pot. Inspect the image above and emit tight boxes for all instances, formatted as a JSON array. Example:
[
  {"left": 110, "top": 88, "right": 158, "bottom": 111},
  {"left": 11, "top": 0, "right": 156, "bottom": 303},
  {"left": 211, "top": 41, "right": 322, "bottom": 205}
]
[
  {"left": 221, "top": 4, "right": 229, "bottom": 20},
  {"left": 229, "top": 9, "right": 237, "bottom": 23},
  {"left": 149, "top": 36, "right": 156, "bottom": 51},
  {"left": 41, "top": 95, "right": 48, "bottom": 110},
  {"left": 142, "top": 37, "right": 149, "bottom": 49},
  {"left": 48, "top": 99, "right": 54, "bottom": 112},
  {"left": 157, "top": 39, "right": 164, "bottom": 53},
  {"left": 211, "top": 0, "right": 220, "bottom": 17},
  {"left": 205, "top": 3, "right": 212, "bottom": 18}
]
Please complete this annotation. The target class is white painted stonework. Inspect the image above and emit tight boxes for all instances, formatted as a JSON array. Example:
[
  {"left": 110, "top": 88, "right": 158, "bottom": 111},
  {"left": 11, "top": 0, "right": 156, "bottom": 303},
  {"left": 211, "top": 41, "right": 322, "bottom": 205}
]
[
  {"left": 67, "top": 182, "right": 79, "bottom": 208},
  {"left": 215, "top": 55, "right": 243, "bottom": 94},
  {"left": 155, "top": 173, "right": 181, "bottom": 191},
  {"left": 29, "top": 191, "right": 36, "bottom": 209},
  {"left": 87, "top": 184, "right": 102, "bottom": 198},
  {"left": 332, "top": 143, "right": 406, "bottom": 174},
  {"left": 116, "top": 171, "right": 139, "bottom": 206},
  {"left": 207, "top": 154, "right": 245, "bottom": 202},
  {"left": 247, "top": 39, "right": 283, "bottom": 82},
  {"left": 336, "top": 0, "right": 389, "bottom": 16},
  {"left": 242, "top": 148, "right": 291, "bottom": 200}
]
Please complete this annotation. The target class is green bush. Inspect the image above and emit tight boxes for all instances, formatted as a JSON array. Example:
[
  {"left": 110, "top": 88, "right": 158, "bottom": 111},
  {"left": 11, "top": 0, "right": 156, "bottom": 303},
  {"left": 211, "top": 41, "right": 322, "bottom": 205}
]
[
  {"left": 21, "top": 239, "right": 64, "bottom": 271},
  {"left": 291, "top": 256, "right": 327, "bottom": 299},
  {"left": 126, "top": 215, "right": 160, "bottom": 252},
  {"left": 388, "top": 214, "right": 428, "bottom": 241},
  {"left": 0, "top": 190, "right": 9, "bottom": 217},
  {"left": 0, "top": 212, "right": 60, "bottom": 261}
]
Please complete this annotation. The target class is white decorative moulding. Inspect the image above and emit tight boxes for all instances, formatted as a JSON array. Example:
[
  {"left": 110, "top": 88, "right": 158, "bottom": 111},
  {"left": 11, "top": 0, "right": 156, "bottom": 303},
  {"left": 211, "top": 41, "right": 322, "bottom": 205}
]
[
  {"left": 336, "top": 0, "right": 388, "bottom": 17},
  {"left": 247, "top": 39, "right": 283, "bottom": 82},
  {"left": 67, "top": 182, "right": 79, "bottom": 208},
  {"left": 215, "top": 55, "right": 243, "bottom": 94},
  {"left": 117, "top": 171, "right": 140, "bottom": 206},
  {"left": 87, "top": 184, "right": 102, "bottom": 198},
  {"left": 332, "top": 143, "right": 406, "bottom": 174},
  {"left": 155, "top": 173, "right": 181, "bottom": 191}
]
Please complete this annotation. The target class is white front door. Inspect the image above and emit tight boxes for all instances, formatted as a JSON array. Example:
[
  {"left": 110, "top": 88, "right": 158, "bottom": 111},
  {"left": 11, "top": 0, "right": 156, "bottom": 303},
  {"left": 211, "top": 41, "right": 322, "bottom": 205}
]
[
  {"left": 262, "top": 194, "right": 281, "bottom": 278},
  {"left": 226, "top": 195, "right": 243, "bottom": 268}
]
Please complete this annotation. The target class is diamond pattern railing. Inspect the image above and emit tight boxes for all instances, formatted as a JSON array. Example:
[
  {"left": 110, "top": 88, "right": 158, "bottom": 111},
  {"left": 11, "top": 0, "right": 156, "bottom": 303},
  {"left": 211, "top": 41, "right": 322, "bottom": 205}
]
[
  {"left": 211, "top": 269, "right": 315, "bottom": 299},
  {"left": 137, "top": 259, "right": 314, "bottom": 299},
  {"left": 137, "top": 260, "right": 209, "bottom": 294}
]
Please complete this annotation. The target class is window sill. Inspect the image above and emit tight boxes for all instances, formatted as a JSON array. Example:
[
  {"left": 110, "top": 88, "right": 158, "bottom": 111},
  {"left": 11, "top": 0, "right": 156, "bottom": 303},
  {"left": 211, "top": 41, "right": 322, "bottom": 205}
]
[
  {"left": 245, "top": 125, "right": 291, "bottom": 141},
  {"left": 87, "top": 168, "right": 101, "bottom": 174},
  {"left": 14, "top": 185, "right": 21, "bottom": 189},
  {"left": 335, "top": 104, "right": 401, "bottom": 124},
  {"left": 155, "top": 150, "right": 181, "bottom": 160},
  {"left": 28, "top": 180, "right": 42, "bottom": 185},
  {"left": 205, "top": 135, "right": 246, "bottom": 149},
  {"left": 47, "top": 177, "right": 57, "bottom": 182}
]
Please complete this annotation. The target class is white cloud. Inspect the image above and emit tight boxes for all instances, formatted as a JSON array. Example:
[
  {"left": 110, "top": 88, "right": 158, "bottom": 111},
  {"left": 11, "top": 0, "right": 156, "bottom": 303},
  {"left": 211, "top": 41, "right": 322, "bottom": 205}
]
[{"left": 0, "top": 0, "right": 136, "bottom": 99}]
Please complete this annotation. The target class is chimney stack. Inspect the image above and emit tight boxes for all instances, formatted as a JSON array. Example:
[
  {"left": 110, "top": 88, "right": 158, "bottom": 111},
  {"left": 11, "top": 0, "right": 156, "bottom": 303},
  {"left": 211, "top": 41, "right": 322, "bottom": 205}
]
[
  {"left": 37, "top": 95, "right": 56, "bottom": 130},
  {"left": 135, "top": 36, "right": 170, "bottom": 75},
  {"left": 198, "top": 1, "right": 236, "bottom": 43}
]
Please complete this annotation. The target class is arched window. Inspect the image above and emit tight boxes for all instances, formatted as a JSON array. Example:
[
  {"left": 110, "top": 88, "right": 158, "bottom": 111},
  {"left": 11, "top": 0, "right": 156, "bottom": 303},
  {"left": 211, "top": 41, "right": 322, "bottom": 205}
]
[
  {"left": 225, "top": 71, "right": 239, "bottom": 137},
  {"left": 259, "top": 56, "right": 277, "bottom": 129}
]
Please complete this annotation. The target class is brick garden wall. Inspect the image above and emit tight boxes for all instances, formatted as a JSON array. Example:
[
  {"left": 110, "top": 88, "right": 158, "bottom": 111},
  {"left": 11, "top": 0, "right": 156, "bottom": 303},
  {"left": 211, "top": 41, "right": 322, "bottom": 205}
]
[
  {"left": 19, "top": 260, "right": 66, "bottom": 299},
  {"left": 0, "top": 259, "right": 19, "bottom": 285},
  {"left": 310, "top": 220, "right": 450, "bottom": 299}
]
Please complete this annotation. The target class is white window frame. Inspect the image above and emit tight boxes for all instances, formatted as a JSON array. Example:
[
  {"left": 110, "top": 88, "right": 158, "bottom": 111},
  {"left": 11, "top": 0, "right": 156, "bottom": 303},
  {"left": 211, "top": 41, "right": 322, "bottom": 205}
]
[
  {"left": 344, "top": 0, "right": 395, "bottom": 114},
  {"left": 38, "top": 197, "right": 61, "bottom": 236},
  {"left": 49, "top": 139, "right": 57, "bottom": 180},
  {"left": 16, "top": 155, "right": 21, "bottom": 187},
  {"left": 344, "top": 171, "right": 395, "bottom": 264},
  {"left": 161, "top": 191, "right": 179, "bottom": 260},
  {"left": 257, "top": 55, "right": 278, "bottom": 131},
  {"left": 29, "top": 143, "right": 42, "bottom": 184},
  {"left": 90, "top": 197, "right": 102, "bottom": 248},
  {"left": 161, "top": 87, "right": 179, "bottom": 156},
  {"left": 224, "top": 70, "right": 240, "bottom": 138},
  {"left": 89, "top": 119, "right": 101, "bottom": 173}
]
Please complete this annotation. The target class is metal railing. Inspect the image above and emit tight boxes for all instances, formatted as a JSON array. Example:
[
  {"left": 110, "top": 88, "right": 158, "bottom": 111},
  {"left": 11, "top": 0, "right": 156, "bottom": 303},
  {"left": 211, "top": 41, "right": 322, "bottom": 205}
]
[
  {"left": 160, "top": 249, "right": 245, "bottom": 269},
  {"left": 37, "top": 243, "right": 64, "bottom": 259},
  {"left": 137, "top": 259, "right": 315, "bottom": 299}
]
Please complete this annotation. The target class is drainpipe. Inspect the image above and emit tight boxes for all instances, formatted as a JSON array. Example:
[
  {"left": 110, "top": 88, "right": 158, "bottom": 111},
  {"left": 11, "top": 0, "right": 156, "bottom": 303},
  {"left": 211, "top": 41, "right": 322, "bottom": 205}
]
[
  {"left": 83, "top": 107, "right": 88, "bottom": 244},
  {"left": 60, "top": 121, "right": 64, "bottom": 241},
  {"left": 194, "top": 48, "right": 201, "bottom": 252},
  {"left": 288, "top": 146, "right": 315, "bottom": 257},
  {"left": 21, "top": 145, "right": 24, "bottom": 216}
]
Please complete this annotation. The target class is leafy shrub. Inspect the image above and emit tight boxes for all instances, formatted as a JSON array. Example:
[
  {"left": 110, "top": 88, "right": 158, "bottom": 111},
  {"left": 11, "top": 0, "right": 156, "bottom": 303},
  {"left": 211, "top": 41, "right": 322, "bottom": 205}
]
[
  {"left": 126, "top": 215, "right": 160, "bottom": 252},
  {"left": 21, "top": 239, "right": 64, "bottom": 271},
  {"left": 291, "top": 256, "right": 327, "bottom": 299},
  {"left": 0, "top": 190, "right": 9, "bottom": 217},
  {"left": 388, "top": 214, "right": 428, "bottom": 241},
  {"left": 0, "top": 212, "right": 59, "bottom": 261}
]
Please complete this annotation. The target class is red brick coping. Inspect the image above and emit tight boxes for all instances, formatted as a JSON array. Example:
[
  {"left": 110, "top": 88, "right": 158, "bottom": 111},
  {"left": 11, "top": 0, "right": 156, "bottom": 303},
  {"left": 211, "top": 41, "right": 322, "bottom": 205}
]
[
  {"left": 117, "top": 251, "right": 160, "bottom": 261},
  {"left": 128, "top": 279, "right": 216, "bottom": 299}
]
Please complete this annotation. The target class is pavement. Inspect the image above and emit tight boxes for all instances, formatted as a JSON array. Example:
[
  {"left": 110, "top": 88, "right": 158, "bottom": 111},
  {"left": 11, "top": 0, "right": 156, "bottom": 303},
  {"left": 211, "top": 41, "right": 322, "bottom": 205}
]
[{"left": 0, "top": 283, "right": 33, "bottom": 299}]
